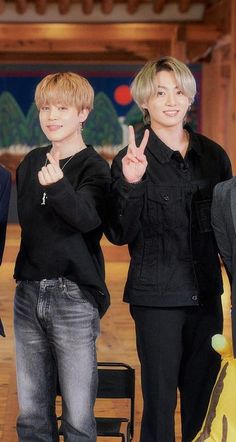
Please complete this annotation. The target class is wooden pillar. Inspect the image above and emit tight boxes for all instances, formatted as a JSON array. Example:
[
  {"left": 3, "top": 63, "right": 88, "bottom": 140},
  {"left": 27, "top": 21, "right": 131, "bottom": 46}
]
[
  {"left": 201, "top": 51, "right": 224, "bottom": 146},
  {"left": 227, "top": 0, "right": 236, "bottom": 172},
  {"left": 170, "top": 25, "right": 187, "bottom": 62}
]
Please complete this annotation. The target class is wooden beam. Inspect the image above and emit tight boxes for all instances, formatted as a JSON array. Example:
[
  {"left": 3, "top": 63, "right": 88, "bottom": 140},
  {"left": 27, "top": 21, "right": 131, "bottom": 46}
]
[
  {"left": 170, "top": 25, "right": 187, "bottom": 61},
  {"left": 58, "top": 0, "right": 71, "bottom": 15},
  {"left": 35, "top": 0, "right": 47, "bottom": 14},
  {"left": 0, "top": 0, "right": 5, "bottom": 14},
  {"left": 0, "top": 22, "right": 224, "bottom": 63},
  {"left": 15, "top": 0, "right": 28, "bottom": 14},
  {"left": 179, "top": 0, "right": 191, "bottom": 14},
  {"left": 127, "top": 0, "right": 141, "bottom": 15},
  {"left": 187, "top": 42, "right": 214, "bottom": 63},
  {"left": 101, "top": 0, "right": 113, "bottom": 14},
  {"left": 0, "top": 23, "right": 172, "bottom": 50},
  {"left": 0, "top": 23, "right": 222, "bottom": 45},
  {"left": 81, "top": 0, "right": 94, "bottom": 14},
  {"left": 0, "top": 52, "right": 147, "bottom": 63},
  {"left": 153, "top": 0, "right": 165, "bottom": 14},
  {"left": 203, "top": 0, "right": 230, "bottom": 33},
  {"left": 186, "top": 25, "right": 222, "bottom": 43}
]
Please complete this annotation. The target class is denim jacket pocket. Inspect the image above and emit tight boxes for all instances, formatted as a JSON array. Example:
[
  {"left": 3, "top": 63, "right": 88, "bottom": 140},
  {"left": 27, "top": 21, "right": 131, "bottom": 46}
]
[{"left": 146, "top": 184, "right": 182, "bottom": 233}]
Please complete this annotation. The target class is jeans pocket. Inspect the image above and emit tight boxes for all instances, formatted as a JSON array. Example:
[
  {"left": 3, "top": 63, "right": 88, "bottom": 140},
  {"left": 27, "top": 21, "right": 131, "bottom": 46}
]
[{"left": 64, "top": 279, "right": 89, "bottom": 303}]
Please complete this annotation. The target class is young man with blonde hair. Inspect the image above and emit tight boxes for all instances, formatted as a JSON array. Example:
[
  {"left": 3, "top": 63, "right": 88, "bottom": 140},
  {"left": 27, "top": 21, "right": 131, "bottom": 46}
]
[
  {"left": 106, "top": 57, "right": 232, "bottom": 441},
  {"left": 14, "top": 72, "right": 111, "bottom": 441}
]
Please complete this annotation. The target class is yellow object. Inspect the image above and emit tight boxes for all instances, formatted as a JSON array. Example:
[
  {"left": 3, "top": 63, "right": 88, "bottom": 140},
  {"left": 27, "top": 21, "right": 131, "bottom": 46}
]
[{"left": 192, "top": 334, "right": 236, "bottom": 441}]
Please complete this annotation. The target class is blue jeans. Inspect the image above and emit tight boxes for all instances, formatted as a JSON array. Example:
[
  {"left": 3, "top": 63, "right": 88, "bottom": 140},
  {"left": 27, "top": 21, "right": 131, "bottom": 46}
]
[{"left": 14, "top": 278, "right": 100, "bottom": 442}]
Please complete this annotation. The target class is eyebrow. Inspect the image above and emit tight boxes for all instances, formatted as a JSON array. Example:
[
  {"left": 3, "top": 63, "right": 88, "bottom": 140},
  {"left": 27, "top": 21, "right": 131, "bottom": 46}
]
[{"left": 157, "top": 85, "right": 179, "bottom": 89}]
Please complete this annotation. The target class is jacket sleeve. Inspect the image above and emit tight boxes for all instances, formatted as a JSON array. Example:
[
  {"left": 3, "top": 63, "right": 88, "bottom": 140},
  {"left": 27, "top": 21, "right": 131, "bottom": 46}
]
[
  {"left": 0, "top": 167, "right": 11, "bottom": 265},
  {"left": 211, "top": 182, "right": 232, "bottom": 280},
  {"left": 105, "top": 152, "right": 147, "bottom": 245},
  {"left": 45, "top": 160, "right": 111, "bottom": 233}
]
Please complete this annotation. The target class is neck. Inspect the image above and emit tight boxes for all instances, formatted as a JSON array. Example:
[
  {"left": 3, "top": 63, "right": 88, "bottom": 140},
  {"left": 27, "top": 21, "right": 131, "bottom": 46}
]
[
  {"left": 151, "top": 124, "right": 188, "bottom": 157},
  {"left": 51, "top": 135, "right": 86, "bottom": 159}
]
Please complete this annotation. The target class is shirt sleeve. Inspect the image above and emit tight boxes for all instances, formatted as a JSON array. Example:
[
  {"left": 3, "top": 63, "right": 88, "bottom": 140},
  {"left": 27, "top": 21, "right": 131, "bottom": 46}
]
[
  {"left": 105, "top": 152, "right": 147, "bottom": 245},
  {"left": 0, "top": 167, "right": 11, "bottom": 264},
  {"left": 45, "top": 160, "right": 111, "bottom": 234}
]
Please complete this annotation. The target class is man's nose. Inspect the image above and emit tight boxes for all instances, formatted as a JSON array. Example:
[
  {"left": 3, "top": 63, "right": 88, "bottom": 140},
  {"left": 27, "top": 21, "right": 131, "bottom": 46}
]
[
  {"left": 166, "top": 93, "right": 176, "bottom": 106},
  {"left": 48, "top": 108, "right": 58, "bottom": 119}
]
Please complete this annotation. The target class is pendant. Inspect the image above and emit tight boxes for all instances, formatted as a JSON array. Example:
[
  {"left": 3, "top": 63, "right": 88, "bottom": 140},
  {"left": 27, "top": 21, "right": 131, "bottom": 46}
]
[{"left": 41, "top": 192, "right": 47, "bottom": 206}]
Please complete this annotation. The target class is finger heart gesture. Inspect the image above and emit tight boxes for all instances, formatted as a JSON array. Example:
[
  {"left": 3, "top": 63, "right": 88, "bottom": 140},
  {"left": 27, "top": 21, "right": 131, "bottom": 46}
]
[
  {"left": 38, "top": 152, "right": 63, "bottom": 186},
  {"left": 122, "top": 125, "right": 149, "bottom": 184}
]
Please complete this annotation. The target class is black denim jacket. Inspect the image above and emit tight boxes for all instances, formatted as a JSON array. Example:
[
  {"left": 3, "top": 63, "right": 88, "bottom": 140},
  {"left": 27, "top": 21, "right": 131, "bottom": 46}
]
[{"left": 107, "top": 126, "right": 232, "bottom": 307}]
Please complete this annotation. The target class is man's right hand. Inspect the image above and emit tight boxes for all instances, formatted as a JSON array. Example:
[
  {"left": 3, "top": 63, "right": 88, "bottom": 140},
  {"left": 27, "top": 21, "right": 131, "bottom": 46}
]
[{"left": 122, "top": 125, "right": 149, "bottom": 184}]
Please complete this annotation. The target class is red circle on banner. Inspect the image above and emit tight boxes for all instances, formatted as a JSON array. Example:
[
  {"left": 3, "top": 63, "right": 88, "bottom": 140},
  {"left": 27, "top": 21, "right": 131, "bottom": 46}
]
[{"left": 114, "top": 85, "right": 132, "bottom": 105}]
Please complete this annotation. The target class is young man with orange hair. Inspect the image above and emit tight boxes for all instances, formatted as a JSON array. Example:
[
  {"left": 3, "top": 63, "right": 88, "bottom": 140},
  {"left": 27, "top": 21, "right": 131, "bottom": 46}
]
[{"left": 14, "top": 72, "right": 111, "bottom": 442}]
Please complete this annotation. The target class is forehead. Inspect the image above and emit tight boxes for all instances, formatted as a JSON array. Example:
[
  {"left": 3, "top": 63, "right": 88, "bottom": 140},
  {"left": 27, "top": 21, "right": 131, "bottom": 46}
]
[{"left": 154, "top": 70, "right": 178, "bottom": 88}]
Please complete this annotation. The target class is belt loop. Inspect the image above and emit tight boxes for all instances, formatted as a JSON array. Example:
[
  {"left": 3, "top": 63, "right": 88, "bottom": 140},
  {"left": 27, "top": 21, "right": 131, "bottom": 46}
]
[{"left": 59, "top": 277, "right": 66, "bottom": 289}]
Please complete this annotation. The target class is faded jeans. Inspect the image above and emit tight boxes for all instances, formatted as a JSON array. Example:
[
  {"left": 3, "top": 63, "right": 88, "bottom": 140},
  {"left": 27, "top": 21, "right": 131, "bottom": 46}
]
[{"left": 14, "top": 278, "right": 100, "bottom": 442}]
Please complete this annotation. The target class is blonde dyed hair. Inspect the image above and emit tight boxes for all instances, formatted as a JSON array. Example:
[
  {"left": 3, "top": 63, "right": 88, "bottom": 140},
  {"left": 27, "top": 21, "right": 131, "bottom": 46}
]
[
  {"left": 131, "top": 56, "right": 196, "bottom": 124},
  {"left": 35, "top": 72, "right": 94, "bottom": 112}
]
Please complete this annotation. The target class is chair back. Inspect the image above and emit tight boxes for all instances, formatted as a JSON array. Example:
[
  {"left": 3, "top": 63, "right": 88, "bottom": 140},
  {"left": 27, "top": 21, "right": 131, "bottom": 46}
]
[{"left": 97, "top": 362, "right": 135, "bottom": 438}]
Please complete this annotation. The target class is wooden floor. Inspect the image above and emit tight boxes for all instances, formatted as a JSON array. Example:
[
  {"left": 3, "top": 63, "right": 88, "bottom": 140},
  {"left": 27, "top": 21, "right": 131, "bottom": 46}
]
[{"left": 0, "top": 224, "right": 232, "bottom": 442}]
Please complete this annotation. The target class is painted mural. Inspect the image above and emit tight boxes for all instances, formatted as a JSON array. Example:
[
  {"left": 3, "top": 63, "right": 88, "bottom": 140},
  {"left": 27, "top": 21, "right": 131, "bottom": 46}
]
[{"left": 0, "top": 63, "right": 202, "bottom": 179}]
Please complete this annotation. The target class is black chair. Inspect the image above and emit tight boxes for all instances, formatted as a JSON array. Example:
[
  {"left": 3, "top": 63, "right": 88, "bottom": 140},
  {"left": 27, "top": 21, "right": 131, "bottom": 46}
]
[
  {"left": 57, "top": 361, "right": 135, "bottom": 442},
  {"left": 96, "top": 362, "right": 135, "bottom": 441}
]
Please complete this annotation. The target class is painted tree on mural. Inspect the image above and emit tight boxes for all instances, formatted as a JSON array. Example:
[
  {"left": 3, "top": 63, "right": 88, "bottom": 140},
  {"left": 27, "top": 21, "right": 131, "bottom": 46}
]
[
  {"left": 26, "top": 102, "right": 49, "bottom": 147},
  {"left": 124, "top": 103, "right": 145, "bottom": 139},
  {"left": 124, "top": 103, "right": 143, "bottom": 127},
  {"left": 84, "top": 92, "right": 123, "bottom": 146},
  {"left": 0, "top": 92, "right": 28, "bottom": 147}
]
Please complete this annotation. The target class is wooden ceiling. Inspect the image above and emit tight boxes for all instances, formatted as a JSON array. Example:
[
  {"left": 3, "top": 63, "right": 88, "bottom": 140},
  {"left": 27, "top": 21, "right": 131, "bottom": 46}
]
[
  {"left": 0, "top": 0, "right": 224, "bottom": 16},
  {"left": 0, "top": 0, "right": 231, "bottom": 63}
]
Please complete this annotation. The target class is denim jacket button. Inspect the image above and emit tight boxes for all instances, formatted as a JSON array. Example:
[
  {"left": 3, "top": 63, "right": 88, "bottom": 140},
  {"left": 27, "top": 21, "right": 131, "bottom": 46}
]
[
  {"left": 163, "top": 194, "right": 169, "bottom": 201},
  {"left": 192, "top": 295, "right": 198, "bottom": 301}
]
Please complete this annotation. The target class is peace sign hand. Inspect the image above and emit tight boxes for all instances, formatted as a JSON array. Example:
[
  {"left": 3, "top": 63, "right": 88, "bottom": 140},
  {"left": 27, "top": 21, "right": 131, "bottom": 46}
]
[
  {"left": 38, "top": 151, "right": 64, "bottom": 186},
  {"left": 122, "top": 125, "right": 149, "bottom": 184}
]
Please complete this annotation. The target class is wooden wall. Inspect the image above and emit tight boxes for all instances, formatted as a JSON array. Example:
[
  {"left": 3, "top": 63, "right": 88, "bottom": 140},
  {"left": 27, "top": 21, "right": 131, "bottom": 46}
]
[
  {"left": 201, "top": 0, "right": 236, "bottom": 172},
  {"left": 0, "top": 1, "right": 235, "bottom": 169}
]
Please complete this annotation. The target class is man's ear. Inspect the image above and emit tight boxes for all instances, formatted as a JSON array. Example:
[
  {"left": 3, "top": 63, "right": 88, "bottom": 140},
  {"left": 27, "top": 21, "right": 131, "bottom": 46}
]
[{"left": 79, "top": 108, "right": 90, "bottom": 123}]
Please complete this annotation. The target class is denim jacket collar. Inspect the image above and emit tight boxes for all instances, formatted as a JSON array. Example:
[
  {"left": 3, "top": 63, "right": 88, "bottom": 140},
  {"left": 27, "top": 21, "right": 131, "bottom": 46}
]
[{"left": 141, "top": 125, "right": 204, "bottom": 164}]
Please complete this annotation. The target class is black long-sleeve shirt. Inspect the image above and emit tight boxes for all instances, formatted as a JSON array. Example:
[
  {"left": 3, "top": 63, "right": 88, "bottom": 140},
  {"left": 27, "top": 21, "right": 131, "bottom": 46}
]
[
  {"left": 0, "top": 165, "right": 11, "bottom": 336},
  {"left": 14, "top": 145, "right": 111, "bottom": 317},
  {"left": 0, "top": 166, "right": 11, "bottom": 264}
]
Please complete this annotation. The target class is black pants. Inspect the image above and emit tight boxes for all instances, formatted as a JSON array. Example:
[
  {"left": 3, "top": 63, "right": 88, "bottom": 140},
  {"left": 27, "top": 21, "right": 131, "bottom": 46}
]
[{"left": 131, "top": 300, "right": 223, "bottom": 442}]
